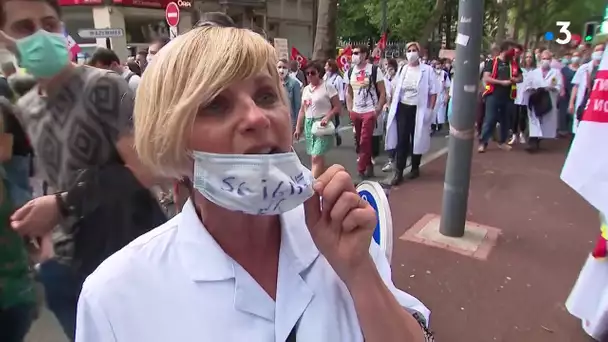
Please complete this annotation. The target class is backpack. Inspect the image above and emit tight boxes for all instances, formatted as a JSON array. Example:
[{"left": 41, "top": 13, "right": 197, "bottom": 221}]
[
  {"left": 348, "top": 64, "right": 380, "bottom": 104},
  {"left": 124, "top": 72, "right": 136, "bottom": 83}
]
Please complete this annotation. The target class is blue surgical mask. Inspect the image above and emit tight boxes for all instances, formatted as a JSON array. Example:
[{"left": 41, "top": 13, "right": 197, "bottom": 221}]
[
  {"left": 571, "top": 56, "right": 581, "bottom": 64},
  {"left": 16, "top": 30, "right": 69, "bottom": 79},
  {"left": 561, "top": 58, "right": 570, "bottom": 65},
  {"left": 192, "top": 151, "right": 314, "bottom": 215}
]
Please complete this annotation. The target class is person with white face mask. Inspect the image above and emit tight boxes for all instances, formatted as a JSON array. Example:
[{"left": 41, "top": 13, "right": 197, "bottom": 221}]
[
  {"left": 146, "top": 37, "right": 170, "bottom": 65},
  {"left": 569, "top": 43, "right": 604, "bottom": 137},
  {"left": 277, "top": 58, "right": 302, "bottom": 132},
  {"left": 524, "top": 50, "right": 562, "bottom": 152},
  {"left": 558, "top": 50, "right": 581, "bottom": 136},
  {"left": 345, "top": 45, "right": 387, "bottom": 182},
  {"left": 75, "top": 27, "right": 432, "bottom": 342},
  {"left": 431, "top": 60, "right": 450, "bottom": 133},
  {"left": 385, "top": 41, "right": 438, "bottom": 185}
]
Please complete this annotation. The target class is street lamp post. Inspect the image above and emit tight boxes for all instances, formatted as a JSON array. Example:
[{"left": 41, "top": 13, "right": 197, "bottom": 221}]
[{"left": 439, "top": 0, "right": 484, "bottom": 237}]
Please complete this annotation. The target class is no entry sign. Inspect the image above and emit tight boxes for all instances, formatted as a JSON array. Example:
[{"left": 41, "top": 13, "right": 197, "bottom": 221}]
[{"left": 165, "top": 2, "right": 180, "bottom": 27}]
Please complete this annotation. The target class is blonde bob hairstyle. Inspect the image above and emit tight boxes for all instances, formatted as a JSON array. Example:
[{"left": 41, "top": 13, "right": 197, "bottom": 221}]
[{"left": 134, "top": 26, "right": 286, "bottom": 178}]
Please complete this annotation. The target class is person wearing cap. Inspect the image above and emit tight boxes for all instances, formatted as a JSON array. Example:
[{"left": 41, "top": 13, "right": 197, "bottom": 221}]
[{"left": 385, "top": 41, "right": 438, "bottom": 185}]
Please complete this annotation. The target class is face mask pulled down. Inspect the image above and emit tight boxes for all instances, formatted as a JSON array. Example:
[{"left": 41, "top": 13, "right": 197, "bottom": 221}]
[
  {"left": 16, "top": 30, "right": 69, "bottom": 79},
  {"left": 193, "top": 151, "right": 315, "bottom": 215}
]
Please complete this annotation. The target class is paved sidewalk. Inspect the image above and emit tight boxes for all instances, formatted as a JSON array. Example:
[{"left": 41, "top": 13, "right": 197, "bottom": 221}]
[{"left": 388, "top": 138, "right": 599, "bottom": 342}]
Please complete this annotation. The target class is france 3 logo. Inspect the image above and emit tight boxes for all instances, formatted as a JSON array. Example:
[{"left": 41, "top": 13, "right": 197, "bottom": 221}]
[{"left": 544, "top": 21, "right": 573, "bottom": 45}]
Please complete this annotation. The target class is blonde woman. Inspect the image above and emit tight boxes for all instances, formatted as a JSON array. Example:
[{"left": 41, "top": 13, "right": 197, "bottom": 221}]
[{"left": 75, "top": 26, "right": 432, "bottom": 341}]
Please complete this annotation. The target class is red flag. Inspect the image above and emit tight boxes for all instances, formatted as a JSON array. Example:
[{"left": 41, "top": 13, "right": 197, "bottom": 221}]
[
  {"left": 337, "top": 46, "right": 352, "bottom": 73},
  {"left": 561, "top": 50, "right": 608, "bottom": 215},
  {"left": 377, "top": 32, "right": 387, "bottom": 51},
  {"left": 291, "top": 47, "right": 307, "bottom": 68},
  {"left": 373, "top": 32, "right": 387, "bottom": 63}
]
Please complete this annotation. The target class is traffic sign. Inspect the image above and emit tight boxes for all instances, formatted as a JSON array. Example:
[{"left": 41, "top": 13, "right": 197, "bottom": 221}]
[
  {"left": 165, "top": 2, "right": 180, "bottom": 27},
  {"left": 77, "top": 28, "right": 124, "bottom": 39},
  {"left": 357, "top": 181, "right": 393, "bottom": 262}
]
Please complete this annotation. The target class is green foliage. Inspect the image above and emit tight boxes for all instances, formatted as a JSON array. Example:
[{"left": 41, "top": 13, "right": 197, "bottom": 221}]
[
  {"left": 337, "top": 0, "right": 437, "bottom": 41},
  {"left": 337, "top": 0, "right": 380, "bottom": 41}
]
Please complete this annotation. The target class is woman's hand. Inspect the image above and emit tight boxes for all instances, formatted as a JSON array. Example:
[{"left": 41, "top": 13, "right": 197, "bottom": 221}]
[
  {"left": 320, "top": 117, "right": 329, "bottom": 126},
  {"left": 293, "top": 125, "right": 303, "bottom": 140},
  {"left": 304, "top": 164, "right": 377, "bottom": 285},
  {"left": 11, "top": 195, "right": 61, "bottom": 237}
]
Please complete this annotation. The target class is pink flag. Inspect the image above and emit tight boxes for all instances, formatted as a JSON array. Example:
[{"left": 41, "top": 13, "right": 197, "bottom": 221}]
[{"left": 561, "top": 50, "right": 608, "bottom": 215}]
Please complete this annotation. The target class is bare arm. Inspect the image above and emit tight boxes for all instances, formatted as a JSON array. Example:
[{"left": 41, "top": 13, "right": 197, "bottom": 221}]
[
  {"left": 346, "top": 84, "right": 354, "bottom": 112},
  {"left": 375, "top": 81, "right": 386, "bottom": 112},
  {"left": 347, "top": 258, "right": 426, "bottom": 342},
  {"left": 483, "top": 71, "right": 505, "bottom": 85},
  {"left": 326, "top": 95, "right": 342, "bottom": 120}
]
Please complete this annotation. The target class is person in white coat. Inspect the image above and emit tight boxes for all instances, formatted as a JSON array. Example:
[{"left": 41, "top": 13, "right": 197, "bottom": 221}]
[
  {"left": 430, "top": 60, "right": 450, "bottom": 133},
  {"left": 74, "top": 27, "right": 433, "bottom": 342},
  {"left": 324, "top": 59, "right": 345, "bottom": 146},
  {"left": 385, "top": 42, "right": 438, "bottom": 185},
  {"left": 568, "top": 43, "right": 604, "bottom": 138},
  {"left": 524, "top": 50, "right": 562, "bottom": 152}
]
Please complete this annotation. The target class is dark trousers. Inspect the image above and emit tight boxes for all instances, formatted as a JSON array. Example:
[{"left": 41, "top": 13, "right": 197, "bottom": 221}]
[
  {"left": 476, "top": 94, "right": 485, "bottom": 135},
  {"left": 372, "top": 135, "right": 381, "bottom": 157},
  {"left": 512, "top": 104, "right": 528, "bottom": 134},
  {"left": 480, "top": 95, "right": 512, "bottom": 145},
  {"left": 0, "top": 303, "right": 35, "bottom": 342},
  {"left": 395, "top": 103, "right": 422, "bottom": 172},
  {"left": 333, "top": 114, "right": 340, "bottom": 129},
  {"left": 37, "top": 260, "right": 82, "bottom": 341}
]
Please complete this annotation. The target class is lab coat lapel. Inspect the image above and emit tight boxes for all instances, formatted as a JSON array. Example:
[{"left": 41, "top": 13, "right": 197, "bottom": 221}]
[
  {"left": 385, "top": 66, "right": 406, "bottom": 150},
  {"left": 413, "top": 66, "right": 431, "bottom": 155},
  {"left": 275, "top": 207, "right": 317, "bottom": 340}
]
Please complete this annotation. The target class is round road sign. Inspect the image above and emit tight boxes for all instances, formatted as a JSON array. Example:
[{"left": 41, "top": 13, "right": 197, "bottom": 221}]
[
  {"left": 165, "top": 2, "right": 180, "bottom": 27},
  {"left": 357, "top": 181, "right": 393, "bottom": 262}
]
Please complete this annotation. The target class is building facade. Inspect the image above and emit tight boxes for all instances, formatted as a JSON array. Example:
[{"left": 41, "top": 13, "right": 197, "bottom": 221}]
[{"left": 59, "top": 0, "right": 314, "bottom": 63}]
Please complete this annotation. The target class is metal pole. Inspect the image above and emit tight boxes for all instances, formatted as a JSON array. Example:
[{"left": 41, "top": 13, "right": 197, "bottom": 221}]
[{"left": 439, "top": 0, "right": 484, "bottom": 237}]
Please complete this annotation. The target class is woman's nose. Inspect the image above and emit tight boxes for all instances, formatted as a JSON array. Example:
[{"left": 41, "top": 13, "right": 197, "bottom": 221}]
[{"left": 238, "top": 98, "right": 271, "bottom": 132}]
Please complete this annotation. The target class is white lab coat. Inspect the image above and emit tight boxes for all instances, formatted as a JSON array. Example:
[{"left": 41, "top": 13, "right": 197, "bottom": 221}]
[
  {"left": 324, "top": 72, "right": 345, "bottom": 102},
  {"left": 525, "top": 67, "right": 562, "bottom": 138},
  {"left": 75, "top": 200, "right": 430, "bottom": 342},
  {"left": 386, "top": 63, "right": 438, "bottom": 155},
  {"left": 432, "top": 70, "right": 450, "bottom": 124},
  {"left": 571, "top": 61, "right": 594, "bottom": 133}
]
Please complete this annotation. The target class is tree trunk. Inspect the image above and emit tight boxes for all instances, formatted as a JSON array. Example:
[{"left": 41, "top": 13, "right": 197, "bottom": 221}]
[
  {"left": 312, "top": 0, "right": 338, "bottom": 60},
  {"left": 418, "top": 0, "right": 446, "bottom": 49},
  {"left": 511, "top": 0, "right": 524, "bottom": 40},
  {"left": 495, "top": 1, "right": 508, "bottom": 43}
]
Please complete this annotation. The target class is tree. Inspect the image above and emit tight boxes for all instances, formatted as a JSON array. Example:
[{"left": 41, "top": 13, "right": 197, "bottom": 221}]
[
  {"left": 365, "top": 0, "right": 435, "bottom": 41},
  {"left": 337, "top": 0, "right": 380, "bottom": 41},
  {"left": 313, "top": 0, "right": 339, "bottom": 59}
]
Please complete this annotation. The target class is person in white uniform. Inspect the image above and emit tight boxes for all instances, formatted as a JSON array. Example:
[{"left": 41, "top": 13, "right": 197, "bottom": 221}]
[
  {"left": 385, "top": 42, "right": 437, "bottom": 185},
  {"left": 430, "top": 60, "right": 450, "bottom": 133},
  {"left": 324, "top": 59, "right": 345, "bottom": 146},
  {"left": 568, "top": 43, "right": 604, "bottom": 138},
  {"left": 75, "top": 26, "right": 432, "bottom": 342},
  {"left": 524, "top": 50, "right": 562, "bottom": 152}
]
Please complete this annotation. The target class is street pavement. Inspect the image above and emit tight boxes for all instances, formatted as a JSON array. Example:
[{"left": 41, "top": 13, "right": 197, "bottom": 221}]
[
  {"left": 24, "top": 119, "right": 449, "bottom": 342},
  {"left": 387, "top": 138, "right": 599, "bottom": 341}
]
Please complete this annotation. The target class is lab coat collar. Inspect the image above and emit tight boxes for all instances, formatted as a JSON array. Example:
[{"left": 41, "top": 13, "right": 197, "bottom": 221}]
[{"left": 176, "top": 199, "right": 320, "bottom": 282}]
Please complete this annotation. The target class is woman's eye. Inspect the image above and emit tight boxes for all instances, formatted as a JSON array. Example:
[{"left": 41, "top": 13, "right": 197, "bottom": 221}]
[
  {"left": 201, "top": 97, "right": 229, "bottom": 115},
  {"left": 255, "top": 91, "right": 278, "bottom": 106}
]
